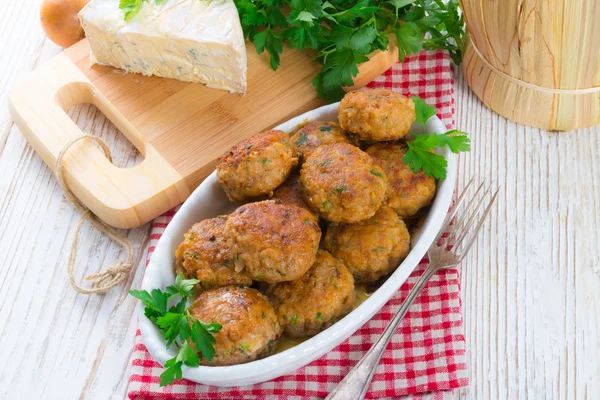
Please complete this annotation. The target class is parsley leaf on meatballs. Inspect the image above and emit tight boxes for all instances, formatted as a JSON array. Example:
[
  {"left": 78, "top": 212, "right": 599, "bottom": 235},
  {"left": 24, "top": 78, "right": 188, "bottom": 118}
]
[
  {"left": 129, "top": 275, "right": 223, "bottom": 387},
  {"left": 404, "top": 131, "right": 470, "bottom": 179},
  {"left": 165, "top": 273, "right": 199, "bottom": 298},
  {"left": 404, "top": 97, "right": 470, "bottom": 179},
  {"left": 411, "top": 96, "right": 437, "bottom": 129}
]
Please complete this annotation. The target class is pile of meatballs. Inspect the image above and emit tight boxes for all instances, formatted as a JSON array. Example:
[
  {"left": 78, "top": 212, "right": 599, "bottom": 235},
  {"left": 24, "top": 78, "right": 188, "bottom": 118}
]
[{"left": 176, "top": 88, "right": 437, "bottom": 366}]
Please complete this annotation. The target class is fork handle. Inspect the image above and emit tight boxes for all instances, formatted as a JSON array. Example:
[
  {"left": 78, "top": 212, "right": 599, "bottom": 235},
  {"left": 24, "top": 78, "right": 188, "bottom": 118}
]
[{"left": 325, "top": 265, "right": 438, "bottom": 400}]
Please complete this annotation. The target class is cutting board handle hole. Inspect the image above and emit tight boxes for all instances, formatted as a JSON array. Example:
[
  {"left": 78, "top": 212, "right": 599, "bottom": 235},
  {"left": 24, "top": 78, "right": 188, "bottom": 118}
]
[
  {"left": 65, "top": 103, "right": 144, "bottom": 169},
  {"left": 56, "top": 83, "right": 144, "bottom": 169}
]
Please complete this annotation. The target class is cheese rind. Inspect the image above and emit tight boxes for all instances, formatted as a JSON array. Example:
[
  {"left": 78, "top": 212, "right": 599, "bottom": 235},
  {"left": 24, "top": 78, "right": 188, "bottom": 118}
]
[{"left": 79, "top": 0, "right": 247, "bottom": 94}]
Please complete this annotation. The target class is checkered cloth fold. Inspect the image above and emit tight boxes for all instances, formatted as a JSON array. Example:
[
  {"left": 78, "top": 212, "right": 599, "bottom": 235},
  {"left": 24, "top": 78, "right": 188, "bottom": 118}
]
[{"left": 127, "top": 50, "right": 468, "bottom": 400}]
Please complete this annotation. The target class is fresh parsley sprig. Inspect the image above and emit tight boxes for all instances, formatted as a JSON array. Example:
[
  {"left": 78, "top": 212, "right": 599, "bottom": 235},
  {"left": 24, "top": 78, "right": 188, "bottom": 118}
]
[
  {"left": 129, "top": 274, "right": 222, "bottom": 386},
  {"left": 403, "top": 96, "right": 470, "bottom": 180},
  {"left": 235, "top": 0, "right": 465, "bottom": 102}
]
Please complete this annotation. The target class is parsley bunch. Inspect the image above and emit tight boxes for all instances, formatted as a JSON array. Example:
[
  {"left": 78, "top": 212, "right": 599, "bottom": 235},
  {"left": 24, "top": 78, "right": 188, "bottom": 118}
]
[
  {"left": 403, "top": 97, "right": 470, "bottom": 179},
  {"left": 235, "top": 0, "right": 465, "bottom": 102},
  {"left": 129, "top": 274, "right": 222, "bottom": 386}
]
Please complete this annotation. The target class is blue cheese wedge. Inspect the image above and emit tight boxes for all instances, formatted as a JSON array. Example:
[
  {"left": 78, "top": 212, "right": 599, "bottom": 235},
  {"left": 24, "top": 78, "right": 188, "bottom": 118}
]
[{"left": 79, "top": 0, "right": 247, "bottom": 95}]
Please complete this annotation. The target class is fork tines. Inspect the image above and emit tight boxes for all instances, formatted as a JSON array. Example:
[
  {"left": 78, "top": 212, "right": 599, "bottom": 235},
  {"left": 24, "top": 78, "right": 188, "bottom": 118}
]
[{"left": 435, "top": 178, "right": 499, "bottom": 260}]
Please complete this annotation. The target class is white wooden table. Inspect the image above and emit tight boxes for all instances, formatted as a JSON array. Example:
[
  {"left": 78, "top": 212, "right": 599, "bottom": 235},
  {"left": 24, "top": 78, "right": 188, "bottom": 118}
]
[{"left": 1, "top": 3, "right": 598, "bottom": 399}]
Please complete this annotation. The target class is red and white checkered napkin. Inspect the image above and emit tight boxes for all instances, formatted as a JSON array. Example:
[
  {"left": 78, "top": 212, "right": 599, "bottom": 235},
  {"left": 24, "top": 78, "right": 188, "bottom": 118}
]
[{"left": 128, "top": 50, "right": 468, "bottom": 400}]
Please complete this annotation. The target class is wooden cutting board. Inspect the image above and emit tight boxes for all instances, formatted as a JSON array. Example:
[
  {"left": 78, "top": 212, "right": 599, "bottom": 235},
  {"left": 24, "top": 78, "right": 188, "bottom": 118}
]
[{"left": 8, "top": 39, "right": 398, "bottom": 229}]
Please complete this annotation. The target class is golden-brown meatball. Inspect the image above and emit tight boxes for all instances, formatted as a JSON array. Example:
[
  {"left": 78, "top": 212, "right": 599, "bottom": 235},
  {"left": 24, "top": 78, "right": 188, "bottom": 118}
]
[
  {"left": 338, "top": 88, "right": 416, "bottom": 141},
  {"left": 271, "top": 173, "right": 318, "bottom": 222},
  {"left": 268, "top": 250, "right": 355, "bottom": 337},
  {"left": 366, "top": 143, "right": 436, "bottom": 217},
  {"left": 300, "top": 143, "right": 387, "bottom": 223},
  {"left": 225, "top": 200, "right": 321, "bottom": 283},
  {"left": 291, "top": 121, "right": 357, "bottom": 163},
  {"left": 216, "top": 130, "right": 296, "bottom": 202},
  {"left": 189, "top": 286, "right": 282, "bottom": 366},
  {"left": 175, "top": 216, "right": 253, "bottom": 291},
  {"left": 324, "top": 206, "right": 410, "bottom": 283}
]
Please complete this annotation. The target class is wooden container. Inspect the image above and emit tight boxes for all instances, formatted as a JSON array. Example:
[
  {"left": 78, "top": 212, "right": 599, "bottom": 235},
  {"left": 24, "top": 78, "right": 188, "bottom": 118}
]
[{"left": 460, "top": 0, "right": 600, "bottom": 130}]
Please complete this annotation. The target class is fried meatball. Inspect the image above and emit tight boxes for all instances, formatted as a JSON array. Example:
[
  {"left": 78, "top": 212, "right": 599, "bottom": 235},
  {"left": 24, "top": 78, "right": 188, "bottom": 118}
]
[
  {"left": 268, "top": 250, "right": 355, "bottom": 337},
  {"left": 300, "top": 143, "right": 387, "bottom": 223},
  {"left": 324, "top": 206, "right": 410, "bottom": 283},
  {"left": 291, "top": 121, "right": 357, "bottom": 163},
  {"left": 271, "top": 173, "right": 318, "bottom": 222},
  {"left": 189, "top": 286, "right": 282, "bottom": 366},
  {"left": 225, "top": 200, "right": 321, "bottom": 283},
  {"left": 338, "top": 88, "right": 416, "bottom": 141},
  {"left": 216, "top": 130, "right": 296, "bottom": 202},
  {"left": 366, "top": 143, "right": 436, "bottom": 217},
  {"left": 175, "top": 216, "right": 253, "bottom": 291}
]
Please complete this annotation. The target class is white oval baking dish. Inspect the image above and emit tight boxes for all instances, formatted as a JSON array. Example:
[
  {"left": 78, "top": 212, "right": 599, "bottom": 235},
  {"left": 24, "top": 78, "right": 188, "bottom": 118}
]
[{"left": 139, "top": 102, "right": 457, "bottom": 387}]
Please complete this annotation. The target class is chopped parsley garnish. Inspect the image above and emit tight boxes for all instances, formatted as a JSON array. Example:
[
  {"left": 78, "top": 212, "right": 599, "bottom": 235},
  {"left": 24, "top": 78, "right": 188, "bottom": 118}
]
[
  {"left": 335, "top": 185, "right": 348, "bottom": 193},
  {"left": 316, "top": 312, "right": 323, "bottom": 320},
  {"left": 240, "top": 342, "right": 251, "bottom": 352},
  {"left": 295, "top": 132, "right": 308, "bottom": 147},
  {"left": 322, "top": 200, "right": 332, "bottom": 213},
  {"left": 370, "top": 169, "right": 384, "bottom": 178}
]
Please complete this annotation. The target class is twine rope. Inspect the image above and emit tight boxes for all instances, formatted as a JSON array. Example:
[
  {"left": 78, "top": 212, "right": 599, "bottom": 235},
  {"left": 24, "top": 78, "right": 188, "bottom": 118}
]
[
  {"left": 469, "top": 40, "right": 600, "bottom": 95},
  {"left": 55, "top": 135, "right": 134, "bottom": 294}
]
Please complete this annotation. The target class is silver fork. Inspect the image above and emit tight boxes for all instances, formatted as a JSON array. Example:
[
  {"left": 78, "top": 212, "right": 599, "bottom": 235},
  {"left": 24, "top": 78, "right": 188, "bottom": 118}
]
[{"left": 325, "top": 179, "right": 498, "bottom": 400}]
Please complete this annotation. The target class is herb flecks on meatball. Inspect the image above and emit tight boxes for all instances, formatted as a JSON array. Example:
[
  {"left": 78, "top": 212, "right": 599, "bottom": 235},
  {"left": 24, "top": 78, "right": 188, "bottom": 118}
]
[
  {"left": 324, "top": 206, "right": 410, "bottom": 283},
  {"left": 268, "top": 250, "right": 355, "bottom": 337},
  {"left": 189, "top": 286, "right": 282, "bottom": 366},
  {"left": 339, "top": 88, "right": 416, "bottom": 141},
  {"left": 291, "top": 121, "right": 357, "bottom": 163},
  {"left": 175, "top": 216, "right": 252, "bottom": 291},
  {"left": 300, "top": 143, "right": 387, "bottom": 223},
  {"left": 366, "top": 143, "right": 436, "bottom": 217},
  {"left": 216, "top": 130, "right": 296, "bottom": 202},
  {"left": 271, "top": 173, "right": 319, "bottom": 222},
  {"left": 225, "top": 200, "right": 321, "bottom": 283}
]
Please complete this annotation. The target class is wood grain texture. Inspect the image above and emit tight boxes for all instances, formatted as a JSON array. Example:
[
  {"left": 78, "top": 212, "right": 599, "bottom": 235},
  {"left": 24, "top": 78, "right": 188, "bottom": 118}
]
[
  {"left": 460, "top": 0, "right": 600, "bottom": 130},
  {"left": 9, "top": 33, "right": 398, "bottom": 229},
  {"left": 454, "top": 70, "right": 600, "bottom": 400},
  {"left": 0, "top": 2, "right": 599, "bottom": 399}
]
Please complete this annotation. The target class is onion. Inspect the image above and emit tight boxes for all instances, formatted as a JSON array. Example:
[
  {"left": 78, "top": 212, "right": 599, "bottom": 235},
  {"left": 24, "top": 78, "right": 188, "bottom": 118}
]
[{"left": 40, "top": 0, "right": 90, "bottom": 48}]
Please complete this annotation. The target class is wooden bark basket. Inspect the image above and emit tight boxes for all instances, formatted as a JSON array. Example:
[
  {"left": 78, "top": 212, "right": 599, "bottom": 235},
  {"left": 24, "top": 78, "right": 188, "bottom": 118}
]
[{"left": 460, "top": 0, "right": 600, "bottom": 131}]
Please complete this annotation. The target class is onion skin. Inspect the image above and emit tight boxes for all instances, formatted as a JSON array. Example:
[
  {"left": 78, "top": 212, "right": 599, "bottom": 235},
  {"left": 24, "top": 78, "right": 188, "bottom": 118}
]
[{"left": 40, "top": 0, "right": 90, "bottom": 48}]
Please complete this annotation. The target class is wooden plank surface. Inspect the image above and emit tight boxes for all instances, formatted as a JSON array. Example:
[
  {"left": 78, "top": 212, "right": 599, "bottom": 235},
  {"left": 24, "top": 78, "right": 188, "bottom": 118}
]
[{"left": 0, "top": 2, "right": 599, "bottom": 399}]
